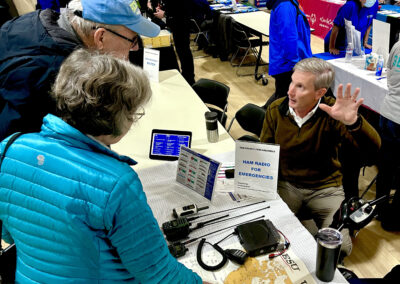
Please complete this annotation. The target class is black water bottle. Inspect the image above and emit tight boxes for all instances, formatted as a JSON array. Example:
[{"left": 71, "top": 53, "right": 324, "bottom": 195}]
[{"left": 316, "top": 228, "right": 343, "bottom": 282}]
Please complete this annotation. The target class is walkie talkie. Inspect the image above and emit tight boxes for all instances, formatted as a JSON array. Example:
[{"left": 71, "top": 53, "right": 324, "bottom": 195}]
[
  {"left": 168, "top": 242, "right": 188, "bottom": 258},
  {"left": 162, "top": 215, "right": 229, "bottom": 241},
  {"left": 162, "top": 218, "right": 191, "bottom": 241}
]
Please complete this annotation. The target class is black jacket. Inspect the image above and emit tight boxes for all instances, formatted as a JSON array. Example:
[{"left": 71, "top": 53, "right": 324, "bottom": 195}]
[{"left": 0, "top": 9, "right": 79, "bottom": 140}]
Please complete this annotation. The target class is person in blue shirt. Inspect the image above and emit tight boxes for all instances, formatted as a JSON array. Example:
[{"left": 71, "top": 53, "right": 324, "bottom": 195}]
[
  {"left": 325, "top": 0, "right": 379, "bottom": 54},
  {"left": 263, "top": 0, "right": 312, "bottom": 108}
]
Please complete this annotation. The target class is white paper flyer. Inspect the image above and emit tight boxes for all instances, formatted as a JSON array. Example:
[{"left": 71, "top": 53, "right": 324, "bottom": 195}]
[
  {"left": 234, "top": 140, "right": 280, "bottom": 199},
  {"left": 143, "top": 47, "right": 160, "bottom": 82}
]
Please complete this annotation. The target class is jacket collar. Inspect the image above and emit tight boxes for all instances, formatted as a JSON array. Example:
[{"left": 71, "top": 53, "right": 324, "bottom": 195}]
[
  {"left": 41, "top": 114, "right": 137, "bottom": 166},
  {"left": 40, "top": 9, "right": 82, "bottom": 48}
]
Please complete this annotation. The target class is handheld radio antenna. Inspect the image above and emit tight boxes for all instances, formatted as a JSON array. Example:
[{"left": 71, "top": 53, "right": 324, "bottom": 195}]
[
  {"left": 192, "top": 206, "right": 270, "bottom": 231},
  {"left": 187, "top": 200, "right": 266, "bottom": 221}
]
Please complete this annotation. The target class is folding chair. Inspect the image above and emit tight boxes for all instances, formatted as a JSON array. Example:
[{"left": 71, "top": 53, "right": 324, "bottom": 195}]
[
  {"left": 192, "top": 78, "right": 230, "bottom": 127},
  {"left": 229, "top": 21, "right": 268, "bottom": 77},
  {"left": 227, "top": 103, "right": 266, "bottom": 141}
]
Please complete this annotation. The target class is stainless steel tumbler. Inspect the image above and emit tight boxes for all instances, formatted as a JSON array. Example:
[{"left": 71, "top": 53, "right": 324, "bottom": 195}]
[{"left": 205, "top": 111, "right": 219, "bottom": 143}]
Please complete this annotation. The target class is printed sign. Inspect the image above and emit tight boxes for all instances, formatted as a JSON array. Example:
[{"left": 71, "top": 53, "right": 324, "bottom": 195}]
[
  {"left": 143, "top": 48, "right": 160, "bottom": 82},
  {"left": 176, "top": 147, "right": 221, "bottom": 201},
  {"left": 234, "top": 140, "right": 280, "bottom": 199}
]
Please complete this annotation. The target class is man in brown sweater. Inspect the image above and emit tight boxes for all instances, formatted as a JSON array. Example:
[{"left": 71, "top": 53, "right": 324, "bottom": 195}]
[{"left": 260, "top": 57, "right": 381, "bottom": 257}]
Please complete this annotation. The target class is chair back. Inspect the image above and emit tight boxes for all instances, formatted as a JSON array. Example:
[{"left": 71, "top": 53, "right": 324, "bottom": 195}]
[
  {"left": 189, "top": 18, "right": 201, "bottom": 34},
  {"left": 227, "top": 103, "right": 266, "bottom": 140},
  {"left": 192, "top": 78, "right": 230, "bottom": 127},
  {"left": 230, "top": 22, "right": 250, "bottom": 48}
]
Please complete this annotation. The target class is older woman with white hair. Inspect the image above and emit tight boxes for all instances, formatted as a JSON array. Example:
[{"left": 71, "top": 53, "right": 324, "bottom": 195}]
[{"left": 0, "top": 49, "right": 203, "bottom": 283}]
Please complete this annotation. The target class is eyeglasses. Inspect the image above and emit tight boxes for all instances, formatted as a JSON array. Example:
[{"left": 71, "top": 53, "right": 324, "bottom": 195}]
[
  {"left": 133, "top": 107, "right": 145, "bottom": 120},
  {"left": 94, "top": 26, "right": 139, "bottom": 49}
]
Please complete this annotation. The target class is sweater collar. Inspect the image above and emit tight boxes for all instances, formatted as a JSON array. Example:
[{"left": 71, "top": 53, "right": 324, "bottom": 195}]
[
  {"left": 41, "top": 114, "right": 137, "bottom": 166},
  {"left": 278, "top": 95, "right": 332, "bottom": 119}
]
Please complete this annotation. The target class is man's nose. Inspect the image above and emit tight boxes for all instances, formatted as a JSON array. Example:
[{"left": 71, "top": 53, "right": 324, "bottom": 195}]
[{"left": 287, "top": 84, "right": 294, "bottom": 97}]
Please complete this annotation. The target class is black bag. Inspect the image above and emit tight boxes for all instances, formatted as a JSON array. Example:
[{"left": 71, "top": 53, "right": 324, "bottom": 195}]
[
  {"left": 0, "top": 132, "right": 24, "bottom": 284},
  {"left": 0, "top": 243, "right": 17, "bottom": 283}
]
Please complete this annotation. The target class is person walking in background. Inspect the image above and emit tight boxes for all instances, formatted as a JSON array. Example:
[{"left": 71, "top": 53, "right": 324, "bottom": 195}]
[
  {"left": 262, "top": 0, "right": 312, "bottom": 108},
  {"left": 154, "top": 0, "right": 196, "bottom": 85},
  {"left": 142, "top": 0, "right": 167, "bottom": 29}
]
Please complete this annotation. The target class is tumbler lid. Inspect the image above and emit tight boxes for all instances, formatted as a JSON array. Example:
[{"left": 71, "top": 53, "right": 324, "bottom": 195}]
[
  {"left": 205, "top": 111, "right": 218, "bottom": 121},
  {"left": 316, "top": 228, "right": 343, "bottom": 248}
]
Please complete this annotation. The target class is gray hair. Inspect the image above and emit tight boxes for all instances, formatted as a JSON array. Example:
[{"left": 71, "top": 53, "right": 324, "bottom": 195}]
[
  {"left": 293, "top": 58, "right": 335, "bottom": 90},
  {"left": 51, "top": 48, "right": 151, "bottom": 137},
  {"left": 67, "top": 0, "right": 115, "bottom": 37}
]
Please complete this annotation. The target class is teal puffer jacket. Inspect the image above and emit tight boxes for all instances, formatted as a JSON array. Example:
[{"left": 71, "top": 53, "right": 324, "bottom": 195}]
[{"left": 0, "top": 114, "right": 201, "bottom": 283}]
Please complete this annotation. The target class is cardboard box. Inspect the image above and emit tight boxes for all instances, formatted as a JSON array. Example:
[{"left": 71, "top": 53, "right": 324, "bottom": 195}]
[{"left": 142, "top": 29, "right": 171, "bottom": 48}]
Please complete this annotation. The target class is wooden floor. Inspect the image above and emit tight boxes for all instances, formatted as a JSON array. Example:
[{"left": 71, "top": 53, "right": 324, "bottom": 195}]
[{"left": 191, "top": 34, "right": 400, "bottom": 279}]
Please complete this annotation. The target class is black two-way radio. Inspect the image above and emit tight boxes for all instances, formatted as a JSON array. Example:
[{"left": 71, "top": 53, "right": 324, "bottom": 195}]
[{"left": 162, "top": 214, "right": 228, "bottom": 241}]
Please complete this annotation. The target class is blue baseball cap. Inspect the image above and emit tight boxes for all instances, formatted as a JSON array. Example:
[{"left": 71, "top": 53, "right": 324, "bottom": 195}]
[{"left": 81, "top": 0, "right": 160, "bottom": 37}]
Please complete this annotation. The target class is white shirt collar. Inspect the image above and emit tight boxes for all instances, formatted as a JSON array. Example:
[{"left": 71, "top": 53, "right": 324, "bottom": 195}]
[{"left": 289, "top": 98, "right": 321, "bottom": 128}]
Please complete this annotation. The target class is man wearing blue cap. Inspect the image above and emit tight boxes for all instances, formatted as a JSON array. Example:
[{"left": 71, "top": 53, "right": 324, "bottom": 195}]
[{"left": 0, "top": 0, "right": 160, "bottom": 141}]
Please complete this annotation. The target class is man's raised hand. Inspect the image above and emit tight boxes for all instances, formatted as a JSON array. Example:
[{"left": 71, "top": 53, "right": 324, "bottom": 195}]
[{"left": 319, "top": 83, "right": 363, "bottom": 125}]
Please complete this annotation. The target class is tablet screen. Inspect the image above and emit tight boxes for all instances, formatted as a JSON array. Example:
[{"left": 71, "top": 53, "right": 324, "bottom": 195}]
[{"left": 149, "top": 129, "right": 192, "bottom": 160}]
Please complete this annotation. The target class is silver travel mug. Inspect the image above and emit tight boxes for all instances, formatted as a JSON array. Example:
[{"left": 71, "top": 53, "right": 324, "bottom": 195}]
[
  {"left": 315, "top": 228, "right": 343, "bottom": 282},
  {"left": 205, "top": 111, "right": 219, "bottom": 143}
]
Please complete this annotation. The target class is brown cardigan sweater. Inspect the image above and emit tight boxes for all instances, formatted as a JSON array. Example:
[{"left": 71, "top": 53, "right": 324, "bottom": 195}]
[{"left": 260, "top": 96, "right": 381, "bottom": 189}]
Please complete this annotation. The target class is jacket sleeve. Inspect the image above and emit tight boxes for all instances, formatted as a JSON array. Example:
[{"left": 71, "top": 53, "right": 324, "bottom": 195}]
[
  {"left": 340, "top": 115, "right": 381, "bottom": 163},
  {"left": 260, "top": 104, "right": 276, "bottom": 143},
  {"left": 274, "top": 4, "right": 300, "bottom": 66},
  {"left": 333, "top": 2, "right": 357, "bottom": 28},
  {"left": 104, "top": 171, "right": 201, "bottom": 284}
]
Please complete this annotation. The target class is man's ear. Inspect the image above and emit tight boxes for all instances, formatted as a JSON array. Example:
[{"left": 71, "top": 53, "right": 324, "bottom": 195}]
[
  {"left": 92, "top": 28, "right": 106, "bottom": 50},
  {"left": 316, "top": 87, "right": 327, "bottom": 99}
]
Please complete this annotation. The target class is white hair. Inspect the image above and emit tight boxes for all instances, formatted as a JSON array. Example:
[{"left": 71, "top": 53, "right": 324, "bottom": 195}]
[{"left": 66, "top": 0, "right": 115, "bottom": 37}]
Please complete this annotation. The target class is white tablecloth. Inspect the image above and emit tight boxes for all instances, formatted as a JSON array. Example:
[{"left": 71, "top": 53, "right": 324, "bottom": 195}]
[
  {"left": 329, "top": 57, "right": 388, "bottom": 114},
  {"left": 137, "top": 153, "right": 347, "bottom": 284}
]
